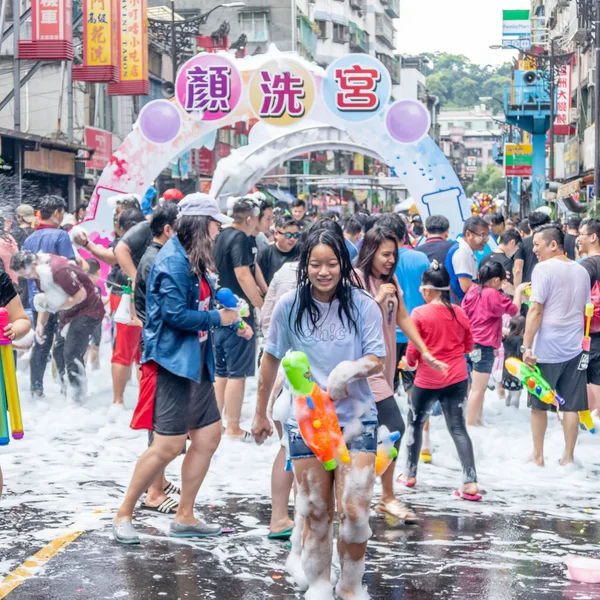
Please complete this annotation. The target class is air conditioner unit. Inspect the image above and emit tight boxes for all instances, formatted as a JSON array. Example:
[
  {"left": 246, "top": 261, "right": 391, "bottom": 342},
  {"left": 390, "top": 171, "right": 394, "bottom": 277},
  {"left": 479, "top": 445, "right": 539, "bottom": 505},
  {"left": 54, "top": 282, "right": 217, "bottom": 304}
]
[
  {"left": 589, "top": 67, "right": 597, "bottom": 87},
  {"left": 569, "top": 107, "right": 579, "bottom": 124}
]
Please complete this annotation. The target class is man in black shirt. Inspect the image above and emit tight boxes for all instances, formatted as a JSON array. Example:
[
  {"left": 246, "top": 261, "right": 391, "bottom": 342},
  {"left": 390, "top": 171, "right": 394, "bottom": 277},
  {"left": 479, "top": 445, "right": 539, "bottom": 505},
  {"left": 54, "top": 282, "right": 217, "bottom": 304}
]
[
  {"left": 488, "top": 212, "right": 506, "bottom": 245},
  {"left": 290, "top": 199, "right": 311, "bottom": 230},
  {"left": 513, "top": 211, "right": 551, "bottom": 286},
  {"left": 564, "top": 215, "right": 581, "bottom": 261},
  {"left": 257, "top": 214, "right": 300, "bottom": 286},
  {"left": 416, "top": 214, "right": 454, "bottom": 264},
  {"left": 214, "top": 198, "right": 263, "bottom": 440},
  {"left": 479, "top": 228, "right": 522, "bottom": 285}
]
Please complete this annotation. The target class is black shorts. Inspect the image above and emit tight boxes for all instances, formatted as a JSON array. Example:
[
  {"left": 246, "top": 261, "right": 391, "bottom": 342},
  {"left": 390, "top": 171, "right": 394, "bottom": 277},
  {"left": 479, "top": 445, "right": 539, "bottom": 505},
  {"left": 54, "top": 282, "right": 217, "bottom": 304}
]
[
  {"left": 528, "top": 352, "right": 589, "bottom": 413},
  {"left": 153, "top": 365, "right": 221, "bottom": 436},
  {"left": 89, "top": 321, "right": 102, "bottom": 347},
  {"left": 395, "top": 342, "right": 415, "bottom": 392},
  {"left": 376, "top": 396, "right": 405, "bottom": 459},
  {"left": 587, "top": 334, "right": 600, "bottom": 385},
  {"left": 214, "top": 320, "right": 256, "bottom": 379}
]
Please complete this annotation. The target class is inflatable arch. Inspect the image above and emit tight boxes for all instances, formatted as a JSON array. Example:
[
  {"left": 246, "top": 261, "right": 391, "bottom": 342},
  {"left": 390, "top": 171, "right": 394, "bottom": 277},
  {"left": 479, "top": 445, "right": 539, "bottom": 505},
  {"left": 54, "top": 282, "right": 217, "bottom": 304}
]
[{"left": 83, "top": 46, "right": 470, "bottom": 243}]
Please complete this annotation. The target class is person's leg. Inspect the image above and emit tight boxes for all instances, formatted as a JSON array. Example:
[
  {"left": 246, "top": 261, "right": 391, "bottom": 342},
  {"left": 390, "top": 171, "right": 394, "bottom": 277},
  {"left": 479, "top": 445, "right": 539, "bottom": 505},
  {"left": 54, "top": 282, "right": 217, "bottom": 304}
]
[
  {"left": 440, "top": 380, "right": 478, "bottom": 495},
  {"left": 115, "top": 433, "right": 186, "bottom": 523},
  {"left": 508, "top": 390, "right": 521, "bottom": 409},
  {"left": 293, "top": 458, "right": 335, "bottom": 597},
  {"left": 30, "top": 312, "right": 56, "bottom": 394},
  {"left": 52, "top": 326, "right": 66, "bottom": 390},
  {"left": 112, "top": 363, "right": 132, "bottom": 404},
  {"left": 530, "top": 409, "right": 548, "bottom": 466},
  {"left": 375, "top": 397, "right": 405, "bottom": 502},
  {"left": 111, "top": 323, "right": 133, "bottom": 405},
  {"left": 64, "top": 317, "right": 97, "bottom": 403},
  {"left": 402, "top": 385, "right": 436, "bottom": 484},
  {"left": 214, "top": 377, "right": 227, "bottom": 416},
  {"left": 335, "top": 452, "right": 376, "bottom": 600},
  {"left": 270, "top": 421, "right": 294, "bottom": 534},
  {"left": 561, "top": 412, "right": 580, "bottom": 466},
  {"left": 467, "top": 371, "right": 489, "bottom": 426},
  {"left": 174, "top": 421, "right": 222, "bottom": 525},
  {"left": 88, "top": 346, "right": 100, "bottom": 370},
  {"left": 223, "top": 377, "right": 247, "bottom": 438},
  {"left": 144, "top": 468, "right": 171, "bottom": 507}
]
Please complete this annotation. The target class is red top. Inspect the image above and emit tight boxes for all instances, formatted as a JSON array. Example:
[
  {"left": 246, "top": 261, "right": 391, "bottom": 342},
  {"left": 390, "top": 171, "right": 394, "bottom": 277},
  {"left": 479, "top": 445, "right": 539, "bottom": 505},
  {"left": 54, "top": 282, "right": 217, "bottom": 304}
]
[
  {"left": 406, "top": 303, "right": 474, "bottom": 389},
  {"left": 198, "top": 275, "right": 211, "bottom": 343},
  {"left": 461, "top": 285, "right": 518, "bottom": 349}
]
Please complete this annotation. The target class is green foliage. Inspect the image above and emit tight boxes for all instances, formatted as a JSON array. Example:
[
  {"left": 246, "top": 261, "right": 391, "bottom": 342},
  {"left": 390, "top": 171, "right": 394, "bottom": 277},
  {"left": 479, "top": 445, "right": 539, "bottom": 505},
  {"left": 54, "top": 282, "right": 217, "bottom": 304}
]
[
  {"left": 411, "top": 52, "right": 512, "bottom": 110},
  {"left": 466, "top": 164, "right": 506, "bottom": 197}
]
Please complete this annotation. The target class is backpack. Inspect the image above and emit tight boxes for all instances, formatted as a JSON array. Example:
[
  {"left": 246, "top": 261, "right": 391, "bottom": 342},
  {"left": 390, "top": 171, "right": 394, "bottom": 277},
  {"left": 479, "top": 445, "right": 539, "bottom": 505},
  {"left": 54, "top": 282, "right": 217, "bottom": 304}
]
[{"left": 590, "top": 279, "right": 600, "bottom": 334}]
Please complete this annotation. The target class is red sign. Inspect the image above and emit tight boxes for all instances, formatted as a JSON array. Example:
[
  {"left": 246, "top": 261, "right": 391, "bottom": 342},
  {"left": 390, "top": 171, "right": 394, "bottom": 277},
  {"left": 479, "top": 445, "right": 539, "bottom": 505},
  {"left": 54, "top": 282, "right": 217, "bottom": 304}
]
[
  {"left": 85, "top": 126, "right": 113, "bottom": 170},
  {"left": 554, "top": 64, "right": 572, "bottom": 136},
  {"left": 18, "top": 0, "right": 73, "bottom": 59},
  {"left": 191, "top": 147, "right": 215, "bottom": 175}
]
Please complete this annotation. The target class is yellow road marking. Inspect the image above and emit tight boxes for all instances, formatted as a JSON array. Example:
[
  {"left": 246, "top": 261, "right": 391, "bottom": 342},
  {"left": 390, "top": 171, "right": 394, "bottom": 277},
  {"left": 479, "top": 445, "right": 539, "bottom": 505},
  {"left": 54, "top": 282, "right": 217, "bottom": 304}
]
[{"left": 0, "top": 530, "right": 83, "bottom": 598}]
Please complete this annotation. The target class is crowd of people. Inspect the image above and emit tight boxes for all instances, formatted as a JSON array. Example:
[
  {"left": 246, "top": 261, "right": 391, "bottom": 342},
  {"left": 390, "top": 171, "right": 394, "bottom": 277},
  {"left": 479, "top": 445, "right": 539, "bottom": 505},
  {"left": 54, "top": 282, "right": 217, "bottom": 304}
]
[{"left": 0, "top": 191, "right": 598, "bottom": 599}]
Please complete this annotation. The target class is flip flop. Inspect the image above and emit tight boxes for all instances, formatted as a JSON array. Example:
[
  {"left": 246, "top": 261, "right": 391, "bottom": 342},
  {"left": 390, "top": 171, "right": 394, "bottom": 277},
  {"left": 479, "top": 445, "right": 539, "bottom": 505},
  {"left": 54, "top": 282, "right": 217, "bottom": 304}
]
[
  {"left": 139, "top": 497, "right": 179, "bottom": 514},
  {"left": 268, "top": 526, "right": 293, "bottom": 540},
  {"left": 420, "top": 450, "right": 432, "bottom": 464},
  {"left": 454, "top": 490, "right": 482, "bottom": 502},
  {"left": 164, "top": 482, "right": 181, "bottom": 496},
  {"left": 396, "top": 475, "right": 416, "bottom": 488}
]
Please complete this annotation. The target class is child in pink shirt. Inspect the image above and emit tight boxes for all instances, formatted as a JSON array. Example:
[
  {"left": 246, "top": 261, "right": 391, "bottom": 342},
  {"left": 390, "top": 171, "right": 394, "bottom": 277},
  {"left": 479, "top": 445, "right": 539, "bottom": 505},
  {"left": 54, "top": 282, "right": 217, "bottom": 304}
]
[{"left": 462, "top": 261, "right": 528, "bottom": 426}]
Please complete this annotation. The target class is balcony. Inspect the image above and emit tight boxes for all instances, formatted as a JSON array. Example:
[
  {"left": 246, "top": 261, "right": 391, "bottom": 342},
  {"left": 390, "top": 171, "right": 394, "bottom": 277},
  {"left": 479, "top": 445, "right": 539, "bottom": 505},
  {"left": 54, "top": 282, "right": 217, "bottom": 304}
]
[
  {"left": 375, "top": 13, "right": 394, "bottom": 48},
  {"left": 297, "top": 14, "right": 317, "bottom": 59},
  {"left": 349, "top": 23, "right": 369, "bottom": 53},
  {"left": 349, "top": 0, "right": 365, "bottom": 13},
  {"left": 377, "top": 52, "right": 400, "bottom": 84},
  {"left": 384, "top": 0, "right": 399, "bottom": 19}
]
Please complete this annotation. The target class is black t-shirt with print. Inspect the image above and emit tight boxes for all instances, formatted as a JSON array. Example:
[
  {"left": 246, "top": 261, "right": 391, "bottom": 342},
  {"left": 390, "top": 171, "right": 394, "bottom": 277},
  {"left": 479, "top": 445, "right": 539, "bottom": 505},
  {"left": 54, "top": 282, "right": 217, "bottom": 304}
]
[
  {"left": 0, "top": 272, "right": 17, "bottom": 307},
  {"left": 480, "top": 251, "right": 515, "bottom": 284},
  {"left": 258, "top": 244, "right": 299, "bottom": 286},
  {"left": 214, "top": 227, "right": 255, "bottom": 304},
  {"left": 514, "top": 236, "right": 537, "bottom": 283}
]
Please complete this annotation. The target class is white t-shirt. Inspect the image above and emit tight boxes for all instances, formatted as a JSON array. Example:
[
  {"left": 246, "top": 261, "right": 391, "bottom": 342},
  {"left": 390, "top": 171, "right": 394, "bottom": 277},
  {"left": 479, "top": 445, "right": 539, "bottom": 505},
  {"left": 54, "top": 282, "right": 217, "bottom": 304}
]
[
  {"left": 530, "top": 258, "right": 591, "bottom": 363},
  {"left": 452, "top": 237, "right": 477, "bottom": 280}
]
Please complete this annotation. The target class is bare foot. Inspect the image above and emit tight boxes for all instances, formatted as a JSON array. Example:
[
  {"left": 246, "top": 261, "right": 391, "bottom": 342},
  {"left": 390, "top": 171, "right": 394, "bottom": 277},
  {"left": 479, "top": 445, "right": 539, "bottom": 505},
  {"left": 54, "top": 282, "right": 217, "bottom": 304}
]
[
  {"left": 467, "top": 419, "right": 482, "bottom": 427},
  {"left": 269, "top": 517, "right": 294, "bottom": 534},
  {"left": 559, "top": 456, "right": 574, "bottom": 466},
  {"left": 143, "top": 492, "right": 169, "bottom": 508},
  {"left": 528, "top": 455, "right": 545, "bottom": 467},
  {"left": 462, "top": 483, "right": 479, "bottom": 496},
  {"left": 225, "top": 427, "right": 250, "bottom": 440},
  {"left": 397, "top": 474, "right": 416, "bottom": 486}
]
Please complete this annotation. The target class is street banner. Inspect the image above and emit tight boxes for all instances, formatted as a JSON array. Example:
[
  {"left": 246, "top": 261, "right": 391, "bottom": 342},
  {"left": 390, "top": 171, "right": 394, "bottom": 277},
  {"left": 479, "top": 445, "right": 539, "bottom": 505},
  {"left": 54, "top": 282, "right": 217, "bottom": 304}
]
[
  {"left": 85, "top": 127, "right": 113, "bottom": 170},
  {"left": 18, "top": 0, "right": 73, "bottom": 59},
  {"left": 554, "top": 64, "right": 571, "bottom": 136},
  {"left": 108, "top": 0, "right": 149, "bottom": 95},
  {"left": 504, "top": 143, "right": 533, "bottom": 177}
]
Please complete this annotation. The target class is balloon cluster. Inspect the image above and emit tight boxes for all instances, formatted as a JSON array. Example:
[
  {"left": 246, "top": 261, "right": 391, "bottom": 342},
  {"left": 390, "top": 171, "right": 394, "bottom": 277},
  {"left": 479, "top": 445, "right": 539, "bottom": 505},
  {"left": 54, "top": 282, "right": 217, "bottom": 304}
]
[{"left": 471, "top": 192, "right": 498, "bottom": 216}]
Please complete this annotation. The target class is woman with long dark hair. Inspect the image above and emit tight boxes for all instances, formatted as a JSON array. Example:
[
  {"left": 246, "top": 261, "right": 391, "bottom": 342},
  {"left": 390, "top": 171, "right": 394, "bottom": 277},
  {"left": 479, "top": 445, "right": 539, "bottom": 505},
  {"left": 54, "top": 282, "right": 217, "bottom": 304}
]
[
  {"left": 113, "top": 195, "right": 252, "bottom": 544},
  {"left": 398, "top": 263, "right": 480, "bottom": 500},
  {"left": 355, "top": 226, "right": 446, "bottom": 523},
  {"left": 252, "top": 226, "right": 385, "bottom": 599}
]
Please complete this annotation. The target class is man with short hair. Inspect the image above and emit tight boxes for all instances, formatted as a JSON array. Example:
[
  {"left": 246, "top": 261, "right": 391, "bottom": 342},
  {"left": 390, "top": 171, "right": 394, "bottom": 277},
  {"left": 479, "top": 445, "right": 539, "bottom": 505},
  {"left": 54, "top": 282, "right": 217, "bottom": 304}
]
[
  {"left": 416, "top": 214, "right": 454, "bottom": 264},
  {"left": 518, "top": 219, "right": 531, "bottom": 239},
  {"left": 257, "top": 214, "right": 300, "bottom": 286},
  {"left": 343, "top": 217, "right": 362, "bottom": 262},
  {"left": 23, "top": 195, "right": 76, "bottom": 397},
  {"left": 488, "top": 213, "right": 506, "bottom": 244},
  {"left": 522, "top": 225, "right": 590, "bottom": 467},
  {"left": 513, "top": 211, "right": 551, "bottom": 287},
  {"left": 290, "top": 199, "right": 311, "bottom": 230},
  {"left": 479, "top": 228, "right": 522, "bottom": 285},
  {"left": 12, "top": 204, "right": 35, "bottom": 248},
  {"left": 445, "top": 216, "right": 490, "bottom": 302},
  {"left": 214, "top": 198, "right": 264, "bottom": 440},
  {"left": 564, "top": 215, "right": 581, "bottom": 260},
  {"left": 577, "top": 218, "right": 600, "bottom": 414}
]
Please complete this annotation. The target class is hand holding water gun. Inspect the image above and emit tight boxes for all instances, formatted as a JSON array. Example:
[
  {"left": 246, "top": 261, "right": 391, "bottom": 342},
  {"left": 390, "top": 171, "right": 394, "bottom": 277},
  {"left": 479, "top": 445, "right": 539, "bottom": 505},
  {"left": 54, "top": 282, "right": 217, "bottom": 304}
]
[
  {"left": 283, "top": 351, "right": 350, "bottom": 471},
  {"left": 375, "top": 425, "right": 401, "bottom": 476},
  {"left": 216, "top": 288, "right": 250, "bottom": 329},
  {"left": 504, "top": 357, "right": 565, "bottom": 408},
  {"left": 0, "top": 308, "right": 23, "bottom": 445}
]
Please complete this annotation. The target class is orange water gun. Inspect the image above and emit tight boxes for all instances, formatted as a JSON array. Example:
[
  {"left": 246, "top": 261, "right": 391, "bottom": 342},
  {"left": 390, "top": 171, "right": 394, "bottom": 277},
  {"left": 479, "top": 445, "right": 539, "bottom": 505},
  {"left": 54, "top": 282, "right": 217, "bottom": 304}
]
[{"left": 282, "top": 351, "right": 351, "bottom": 471}]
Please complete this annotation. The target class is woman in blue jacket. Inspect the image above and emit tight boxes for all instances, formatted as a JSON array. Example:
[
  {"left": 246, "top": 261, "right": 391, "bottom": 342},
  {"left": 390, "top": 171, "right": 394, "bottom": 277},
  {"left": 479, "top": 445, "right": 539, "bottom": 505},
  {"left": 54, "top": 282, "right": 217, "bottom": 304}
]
[{"left": 113, "top": 195, "right": 252, "bottom": 544}]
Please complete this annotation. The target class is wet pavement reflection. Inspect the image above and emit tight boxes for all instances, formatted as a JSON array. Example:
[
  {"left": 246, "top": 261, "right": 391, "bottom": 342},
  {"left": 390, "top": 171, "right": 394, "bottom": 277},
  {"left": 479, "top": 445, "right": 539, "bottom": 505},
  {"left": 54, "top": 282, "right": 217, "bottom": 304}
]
[{"left": 3, "top": 495, "right": 600, "bottom": 599}]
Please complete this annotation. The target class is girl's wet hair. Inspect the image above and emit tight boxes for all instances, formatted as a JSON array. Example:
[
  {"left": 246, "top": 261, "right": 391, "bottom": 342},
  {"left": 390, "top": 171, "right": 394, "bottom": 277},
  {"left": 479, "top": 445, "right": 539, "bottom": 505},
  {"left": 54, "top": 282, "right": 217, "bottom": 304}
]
[
  {"left": 506, "top": 315, "right": 526, "bottom": 339},
  {"left": 478, "top": 261, "right": 506, "bottom": 292},
  {"left": 422, "top": 262, "right": 456, "bottom": 319},
  {"left": 293, "top": 226, "right": 362, "bottom": 336}
]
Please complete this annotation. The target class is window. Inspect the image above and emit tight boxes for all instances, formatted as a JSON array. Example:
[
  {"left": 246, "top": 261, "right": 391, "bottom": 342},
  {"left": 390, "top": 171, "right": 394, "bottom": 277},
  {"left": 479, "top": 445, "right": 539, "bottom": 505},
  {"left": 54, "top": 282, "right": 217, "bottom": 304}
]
[
  {"left": 239, "top": 12, "right": 269, "bottom": 43},
  {"left": 315, "top": 19, "right": 327, "bottom": 39},
  {"left": 333, "top": 22, "right": 348, "bottom": 43}
]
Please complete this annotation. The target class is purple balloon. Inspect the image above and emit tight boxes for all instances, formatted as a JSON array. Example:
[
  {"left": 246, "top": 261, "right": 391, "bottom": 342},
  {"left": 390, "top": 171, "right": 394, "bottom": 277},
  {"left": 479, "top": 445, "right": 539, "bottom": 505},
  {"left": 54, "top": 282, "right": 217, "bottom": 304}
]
[
  {"left": 139, "top": 100, "right": 181, "bottom": 144},
  {"left": 386, "top": 100, "right": 430, "bottom": 144}
]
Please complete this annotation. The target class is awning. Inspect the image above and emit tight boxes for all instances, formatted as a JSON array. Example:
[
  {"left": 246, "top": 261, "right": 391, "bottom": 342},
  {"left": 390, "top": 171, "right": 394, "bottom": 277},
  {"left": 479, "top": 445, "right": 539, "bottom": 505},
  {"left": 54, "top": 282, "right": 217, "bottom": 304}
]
[{"left": 0, "top": 127, "right": 93, "bottom": 155}]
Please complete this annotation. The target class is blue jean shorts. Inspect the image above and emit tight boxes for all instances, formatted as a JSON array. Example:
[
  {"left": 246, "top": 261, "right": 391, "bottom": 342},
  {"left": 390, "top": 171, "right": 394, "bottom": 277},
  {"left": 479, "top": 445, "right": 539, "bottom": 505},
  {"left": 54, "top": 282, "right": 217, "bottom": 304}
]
[
  {"left": 468, "top": 344, "right": 495, "bottom": 375},
  {"left": 286, "top": 421, "right": 378, "bottom": 461}
]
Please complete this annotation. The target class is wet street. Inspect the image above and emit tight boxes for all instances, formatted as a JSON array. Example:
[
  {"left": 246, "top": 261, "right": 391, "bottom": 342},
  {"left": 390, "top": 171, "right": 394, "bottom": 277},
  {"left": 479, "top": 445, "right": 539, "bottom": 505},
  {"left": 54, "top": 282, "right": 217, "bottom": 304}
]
[{"left": 2, "top": 493, "right": 600, "bottom": 599}]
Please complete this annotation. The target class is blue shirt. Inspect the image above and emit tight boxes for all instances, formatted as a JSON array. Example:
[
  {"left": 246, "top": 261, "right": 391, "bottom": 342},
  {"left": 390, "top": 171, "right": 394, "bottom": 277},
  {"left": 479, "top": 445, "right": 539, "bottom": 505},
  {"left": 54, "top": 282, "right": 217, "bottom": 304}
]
[
  {"left": 345, "top": 238, "right": 358, "bottom": 262},
  {"left": 22, "top": 226, "right": 76, "bottom": 310},
  {"left": 266, "top": 288, "right": 386, "bottom": 428},
  {"left": 395, "top": 247, "right": 429, "bottom": 343}
]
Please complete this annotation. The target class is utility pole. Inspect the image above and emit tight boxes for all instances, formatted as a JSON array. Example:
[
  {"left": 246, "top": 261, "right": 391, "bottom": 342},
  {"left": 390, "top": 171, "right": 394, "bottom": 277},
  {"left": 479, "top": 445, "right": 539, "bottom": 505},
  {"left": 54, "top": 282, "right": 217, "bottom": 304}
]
[
  {"left": 595, "top": 0, "right": 600, "bottom": 216},
  {"left": 12, "top": 0, "right": 21, "bottom": 202}
]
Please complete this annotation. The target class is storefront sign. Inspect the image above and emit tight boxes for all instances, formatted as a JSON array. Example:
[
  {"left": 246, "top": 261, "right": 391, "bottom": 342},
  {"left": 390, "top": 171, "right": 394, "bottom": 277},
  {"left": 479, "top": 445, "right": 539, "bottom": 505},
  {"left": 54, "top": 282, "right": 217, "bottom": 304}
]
[
  {"left": 504, "top": 143, "right": 532, "bottom": 177},
  {"left": 554, "top": 65, "right": 571, "bottom": 136},
  {"left": 564, "top": 137, "right": 580, "bottom": 179},
  {"left": 584, "top": 124, "right": 595, "bottom": 172},
  {"left": 85, "top": 126, "right": 113, "bottom": 170},
  {"left": 24, "top": 148, "right": 75, "bottom": 175},
  {"left": 18, "top": 0, "right": 73, "bottom": 59},
  {"left": 557, "top": 178, "right": 582, "bottom": 200}
]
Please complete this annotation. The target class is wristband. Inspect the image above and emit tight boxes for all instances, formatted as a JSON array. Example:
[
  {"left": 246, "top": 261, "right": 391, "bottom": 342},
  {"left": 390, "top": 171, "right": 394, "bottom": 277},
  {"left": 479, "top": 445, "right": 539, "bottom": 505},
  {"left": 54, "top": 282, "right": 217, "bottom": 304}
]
[{"left": 83, "top": 239, "right": 89, "bottom": 248}]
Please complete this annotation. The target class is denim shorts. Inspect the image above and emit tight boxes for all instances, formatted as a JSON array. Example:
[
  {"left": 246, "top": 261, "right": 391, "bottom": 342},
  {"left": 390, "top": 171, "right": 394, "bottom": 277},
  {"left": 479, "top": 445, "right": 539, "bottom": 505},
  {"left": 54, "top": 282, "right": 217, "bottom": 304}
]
[
  {"left": 286, "top": 421, "right": 378, "bottom": 461},
  {"left": 468, "top": 344, "right": 495, "bottom": 374}
]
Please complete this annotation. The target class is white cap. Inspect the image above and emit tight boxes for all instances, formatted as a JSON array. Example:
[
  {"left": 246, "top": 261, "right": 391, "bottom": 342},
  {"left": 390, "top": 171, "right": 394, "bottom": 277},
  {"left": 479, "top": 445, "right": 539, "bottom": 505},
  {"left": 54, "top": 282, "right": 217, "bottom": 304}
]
[{"left": 178, "top": 193, "right": 233, "bottom": 224}]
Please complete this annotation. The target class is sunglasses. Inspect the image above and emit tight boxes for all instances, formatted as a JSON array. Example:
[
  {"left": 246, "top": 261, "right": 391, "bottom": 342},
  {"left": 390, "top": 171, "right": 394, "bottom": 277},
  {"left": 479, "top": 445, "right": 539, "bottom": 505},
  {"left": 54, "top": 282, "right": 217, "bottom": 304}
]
[{"left": 277, "top": 231, "right": 300, "bottom": 239}]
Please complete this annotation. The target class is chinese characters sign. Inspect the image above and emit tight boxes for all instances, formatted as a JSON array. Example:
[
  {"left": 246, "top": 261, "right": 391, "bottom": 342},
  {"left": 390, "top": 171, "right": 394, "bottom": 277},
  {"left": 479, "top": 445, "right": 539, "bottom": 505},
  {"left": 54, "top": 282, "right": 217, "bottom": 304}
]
[
  {"left": 176, "top": 54, "right": 242, "bottom": 121},
  {"left": 323, "top": 55, "right": 390, "bottom": 122},
  {"left": 85, "top": 126, "right": 113, "bottom": 170},
  {"left": 554, "top": 65, "right": 571, "bottom": 136},
  {"left": 504, "top": 143, "right": 533, "bottom": 177},
  {"left": 19, "top": 0, "right": 73, "bottom": 59},
  {"left": 107, "top": 0, "right": 149, "bottom": 95},
  {"left": 249, "top": 58, "right": 315, "bottom": 126}
]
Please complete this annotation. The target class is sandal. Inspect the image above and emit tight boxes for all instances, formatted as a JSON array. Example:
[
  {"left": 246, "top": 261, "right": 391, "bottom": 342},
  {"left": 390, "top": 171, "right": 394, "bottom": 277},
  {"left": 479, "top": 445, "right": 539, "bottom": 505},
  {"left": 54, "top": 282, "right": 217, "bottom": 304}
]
[
  {"left": 164, "top": 482, "right": 181, "bottom": 496},
  {"left": 140, "top": 497, "right": 179, "bottom": 514},
  {"left": 268, "top": 526, "right": 294, "bottom": 540},
  {"left": 420, "top": 450, "right": 432, "bottom": 464},
  {"left": 396, "top": 475, "right": 416, "bottom": 488},
  {"left": 375, "top": 499, "right": 419, "bottom": 524},
  {"left": 454, "top": 490, "right": 482, "bottom": 502}
]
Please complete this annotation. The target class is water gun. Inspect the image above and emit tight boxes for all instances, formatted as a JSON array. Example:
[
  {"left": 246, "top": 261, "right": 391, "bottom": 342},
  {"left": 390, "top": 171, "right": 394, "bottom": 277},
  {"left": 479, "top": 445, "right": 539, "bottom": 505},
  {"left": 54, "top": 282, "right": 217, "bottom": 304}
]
[
  {"left": 579, "top": 410, "right": 596, "bottom": 434},
  {"left": 282, "top": 351, "right": 350, "bottom": 471},
  {"left": 216, "top": 288, "right": 249, "bottom": 329},
  {"left": 504, "top": 357, "right": 565, "bottom": 407},
  {"left": 375, "top": 425, "right": 401, "bottom": 476},
  {"left": 583, "top": 303, "right": 594, "bottom": 352},
  {"left": 524, "top": 287, "right": 531, "bottom": 306},
  {"left": 114, "top": 278, "right": 133, "bottom": 324},
  {"left": 0, "top": 308, "right": 23, "bottom": 445}
]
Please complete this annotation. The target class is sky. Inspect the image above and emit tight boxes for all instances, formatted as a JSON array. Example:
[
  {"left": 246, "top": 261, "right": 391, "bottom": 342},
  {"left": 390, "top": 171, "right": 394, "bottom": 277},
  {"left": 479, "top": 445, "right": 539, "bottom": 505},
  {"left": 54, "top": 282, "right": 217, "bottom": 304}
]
[{"left": 396, "top": 0, "right": 531, "bottom": 66}]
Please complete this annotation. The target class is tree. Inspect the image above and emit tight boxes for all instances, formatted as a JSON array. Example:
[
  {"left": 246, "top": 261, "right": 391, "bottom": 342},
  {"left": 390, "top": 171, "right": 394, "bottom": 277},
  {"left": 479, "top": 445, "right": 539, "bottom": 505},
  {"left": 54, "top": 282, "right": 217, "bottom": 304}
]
[{"left": 466, "top": 164, "right": 505, "bottom": 197}]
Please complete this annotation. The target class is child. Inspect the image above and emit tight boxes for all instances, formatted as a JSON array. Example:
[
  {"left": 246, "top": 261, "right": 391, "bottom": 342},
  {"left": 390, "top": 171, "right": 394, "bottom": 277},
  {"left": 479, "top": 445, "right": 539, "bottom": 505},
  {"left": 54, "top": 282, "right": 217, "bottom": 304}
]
[
  {"left": 398, "top": 263, "right": 479, "bottom": 500},
  {"left": 462, "top": 261, "right": 528, "bottom": 426},
  {"left": 502, "top": 315, "right": 526, "bottom": 409},
  {"left": 86, "top": 258, "right": 107, "bottom": 370}
]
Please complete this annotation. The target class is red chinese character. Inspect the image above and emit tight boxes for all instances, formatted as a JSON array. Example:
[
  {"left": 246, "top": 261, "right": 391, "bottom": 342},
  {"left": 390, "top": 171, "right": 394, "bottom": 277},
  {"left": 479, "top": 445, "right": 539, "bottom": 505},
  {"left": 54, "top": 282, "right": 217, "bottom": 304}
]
[
  {"left": 131, "top": 64, "right": 139, "bottom": 78},
  {"left": 557, "top": 102, "right": 567, "bottom": 112},
  {"left": 91, "top": 24, "right": 106, "bottom": 43},
  {"left": 334, "top": 64, "right": 381, "bottom": 111},
  {"left": 130, "top": 50, "right": 139, "bottom": 63},
  {"left": 92, "top": 0, "right": 105, "bottom": 10},
  {"left": 91, "top": 45, "right": 107, "bottom": 63},
  {"left": 128, "top": 22, "right": 139, "bottom": 35},
  {"left": 556, "top": 114, "right": 567, "bottom": 124}
]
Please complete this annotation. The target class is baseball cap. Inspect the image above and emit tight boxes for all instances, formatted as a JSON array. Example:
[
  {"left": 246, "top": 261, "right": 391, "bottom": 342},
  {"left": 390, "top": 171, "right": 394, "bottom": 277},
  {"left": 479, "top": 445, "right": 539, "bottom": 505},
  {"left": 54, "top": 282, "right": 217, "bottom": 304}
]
[
  {"left": 178, "top": 193, "right": 233, "bottom": 224},
  {"left": 107, "top": 193, "right": 141, "bottom": 211},
  {"left": 16, "top": 204, "right": 35, "bottom": 223}
]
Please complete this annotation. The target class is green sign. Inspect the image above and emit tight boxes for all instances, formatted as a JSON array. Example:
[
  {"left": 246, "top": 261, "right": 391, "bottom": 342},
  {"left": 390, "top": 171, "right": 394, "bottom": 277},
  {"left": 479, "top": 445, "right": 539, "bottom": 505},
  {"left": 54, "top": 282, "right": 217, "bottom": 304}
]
[{"left": 504, "top": 143, "right": 532, "bottom": 177}]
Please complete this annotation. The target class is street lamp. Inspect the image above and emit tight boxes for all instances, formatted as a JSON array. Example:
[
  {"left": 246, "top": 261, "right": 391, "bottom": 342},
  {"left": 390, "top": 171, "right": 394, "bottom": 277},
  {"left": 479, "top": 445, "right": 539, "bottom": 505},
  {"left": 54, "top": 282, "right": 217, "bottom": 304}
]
[{"left": 149, "top": 1, "right": 246, "bottom": 80}]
